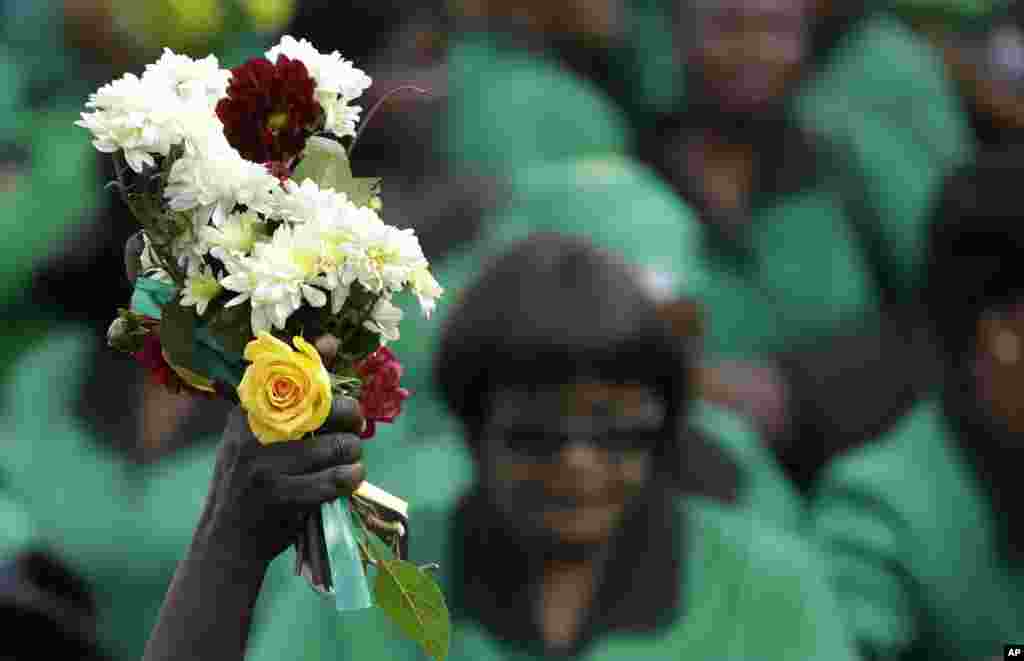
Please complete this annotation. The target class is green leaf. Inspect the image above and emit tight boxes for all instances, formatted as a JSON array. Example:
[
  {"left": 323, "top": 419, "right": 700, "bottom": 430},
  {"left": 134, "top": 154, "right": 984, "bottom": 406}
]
[
  {"left": 206, "top": 302, "right": 253, "bottom": 355},
  {"left": 160, "top": 300, "right": 197, "bottom": 370},
  {"left": 344, "top": 325, "right": 382, "bottom": 359},
  {"left": 293, "top": 136, "right": 381, "bottom": 208},
  {"left": 374, "top": 559, "right": 450, "bottom": 661}
]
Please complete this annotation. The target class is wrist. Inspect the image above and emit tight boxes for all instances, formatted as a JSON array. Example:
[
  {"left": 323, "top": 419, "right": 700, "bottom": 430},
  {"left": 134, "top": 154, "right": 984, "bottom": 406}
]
[{"left": 189, "top": 524, "right": 272, "bottom": 581}]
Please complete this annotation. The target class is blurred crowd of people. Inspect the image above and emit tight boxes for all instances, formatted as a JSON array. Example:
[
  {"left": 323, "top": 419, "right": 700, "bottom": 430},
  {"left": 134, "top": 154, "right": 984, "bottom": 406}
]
[{"left": 3, "top": 0, "right": 1024, "bottom": 659}]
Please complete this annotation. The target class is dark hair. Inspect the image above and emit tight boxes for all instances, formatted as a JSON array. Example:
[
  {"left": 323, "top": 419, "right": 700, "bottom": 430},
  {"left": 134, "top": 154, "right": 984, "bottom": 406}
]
[
  {"left": 435, "top": 232, "right": 693, "bottom": 449},
  {"left": 925, "top": 146, "right": 1024, "bottom": 363}
]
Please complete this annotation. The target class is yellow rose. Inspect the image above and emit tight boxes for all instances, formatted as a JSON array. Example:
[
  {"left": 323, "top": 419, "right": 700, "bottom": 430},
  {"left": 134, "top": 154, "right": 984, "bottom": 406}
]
[{"left": 238, "top": 332, "right": 333, "bottom": 445}]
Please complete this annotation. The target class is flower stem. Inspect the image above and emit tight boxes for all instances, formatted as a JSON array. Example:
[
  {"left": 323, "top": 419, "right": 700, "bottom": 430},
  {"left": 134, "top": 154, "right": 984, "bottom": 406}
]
[{"left": 348, "top": 85, "right": 431, "bottom": 158}]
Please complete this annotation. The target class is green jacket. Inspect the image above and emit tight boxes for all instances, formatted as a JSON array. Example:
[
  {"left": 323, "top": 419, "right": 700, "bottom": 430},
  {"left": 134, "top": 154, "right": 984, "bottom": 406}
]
[
  {"left": 0, "top": 327, "right": 295, "bottom": 660},
  {"left": 810, "top": 398, "right": 1024, "bottom": 660},
  {"left": 794, "top": 10, "right": 974, "bottom": 299},
  {"left": 691, "top": 158, "right": 887, "bottom": 360},
  {"left": 247, "top": 494, "right": 858, "bottom": 661},
  {"left": 0, "top": 108, "right": 101, "bottom": 309},
  {"left": 382, "top": 157, "right": 800, "bottom": 528},
  {"left": 442, "top": 30, "right": 631, "bottom": 177}
]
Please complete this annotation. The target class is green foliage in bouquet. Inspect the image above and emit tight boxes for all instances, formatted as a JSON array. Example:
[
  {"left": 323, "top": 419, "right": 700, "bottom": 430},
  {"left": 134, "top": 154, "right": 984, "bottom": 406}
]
[
  {"left": 294, "top": 136, "right": 381, "bottom": 209},
  {"left": 352, "top": 497, "right": 451, "bottom": 661}
]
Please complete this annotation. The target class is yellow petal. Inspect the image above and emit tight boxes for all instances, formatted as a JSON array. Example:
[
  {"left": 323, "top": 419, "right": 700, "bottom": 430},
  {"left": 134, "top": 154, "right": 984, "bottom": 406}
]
[
  {"left": 308, "top": 391, "right": 331, "bottom": 432},
  {"left": 244, "top": 332, "right": 294, "bottom": 363},
  {"left": 248, "top": 410, "right": 293, "bottom": 444},
  {"left": 239, "top": 333, "right": 337, "bottom": 443},
  {"left": 292, "top": 335, "right": 323, "bottom": 365},
  {"left": 238, "top": 365, "right": 268, "bottom": 409}
]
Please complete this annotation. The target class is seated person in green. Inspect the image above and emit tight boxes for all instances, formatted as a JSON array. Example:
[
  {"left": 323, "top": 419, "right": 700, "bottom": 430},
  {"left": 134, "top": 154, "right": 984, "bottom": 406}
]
[
  {"left": 810, "top": 146, "right": 1024, "bottom": 660},
  {"left": 386, "top": 156, "right": 803, "bottom": 531},
  {"left": 146, "top": 233, "right": 859, "bottom": 661},
  {"left": 639, "top": 0, "right": 939, "bottom": 492},
  {"left": 796, "top": 0, "right": 974, "bottom": 270}
]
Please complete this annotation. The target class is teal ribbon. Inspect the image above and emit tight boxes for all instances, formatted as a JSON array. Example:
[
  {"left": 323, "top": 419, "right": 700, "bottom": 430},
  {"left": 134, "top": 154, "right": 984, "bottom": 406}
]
[{"left": 129, "top": 276, "right": 248, "bottom": 389}]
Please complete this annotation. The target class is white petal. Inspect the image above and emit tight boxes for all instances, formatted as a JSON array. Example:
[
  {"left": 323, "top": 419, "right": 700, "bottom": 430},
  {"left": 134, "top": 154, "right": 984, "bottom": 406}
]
[{"left": 302, "top": 284, "right": 327, "bottom": 308}]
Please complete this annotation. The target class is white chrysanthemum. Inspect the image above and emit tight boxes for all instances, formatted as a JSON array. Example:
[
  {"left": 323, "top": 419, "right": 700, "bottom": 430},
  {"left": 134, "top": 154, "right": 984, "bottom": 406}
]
[
  {"left": 201, "top": 210, "right": 269, "bottom": 256},
  {"left": 277, "top": 178, "right": 354, "bottom": 227},
  {"left": 180, "top": 262, "right": 222, "bottom": 316},
  {"left": 274, "top": 179, "right": 395, "bottom": 311},
  {"left": 408, "top": 267, "right": 443, "bottom": 319},
  {"left": 265, "top": 35, "right": 372, "bottom": 138},
  {"left": 319, "top": 95, "right": 365, "bottom": 139},
  {"left": 164, "top": 132, "right": 280, "bottom": 226},
  {"left": 171, "top": 218, "right": 209, "bottom": 268},
  {"left": 348, "top": 222, "right": 428, "bottom": 294},
  {"left": 364, "top": 296, "right": 403, "bottom": 343},
  {"left": 220, "top": 223, "right": 328, "bottom": 334},
  {"left": 76, "top": 73, "right": 185, "bottom": 173},
  {"left": 143, "top": 49, "right": 231, "bottom": 109}
]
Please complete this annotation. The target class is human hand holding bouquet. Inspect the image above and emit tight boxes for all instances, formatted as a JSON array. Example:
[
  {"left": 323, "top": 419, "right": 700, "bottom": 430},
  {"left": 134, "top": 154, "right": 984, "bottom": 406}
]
[{"left": 83, "top": 37, "right": 447, "bottom": 659}]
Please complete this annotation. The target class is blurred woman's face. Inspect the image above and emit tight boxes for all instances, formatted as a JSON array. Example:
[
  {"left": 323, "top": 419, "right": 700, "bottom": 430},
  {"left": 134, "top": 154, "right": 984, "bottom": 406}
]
[
  {"left": 687, "top": 0, "right": 811, "bottom": 114},
  {"left": 459, "top": 0, "right": 622, "bottom": 41},
  {"left": 976, "top": 301, "right": 1024, "bottom": 434},
  {"left": 478, "top": 382, "right": 666, "bottom": 548}
]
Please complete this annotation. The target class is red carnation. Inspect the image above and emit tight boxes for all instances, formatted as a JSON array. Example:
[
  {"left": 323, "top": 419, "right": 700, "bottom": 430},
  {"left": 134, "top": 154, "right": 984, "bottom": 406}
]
[
  {"left": 216, "top": 55, "right": 321, "bottom": 166},
  {"left": 354, "top": 347, "right": 411, "bottom": 439}
]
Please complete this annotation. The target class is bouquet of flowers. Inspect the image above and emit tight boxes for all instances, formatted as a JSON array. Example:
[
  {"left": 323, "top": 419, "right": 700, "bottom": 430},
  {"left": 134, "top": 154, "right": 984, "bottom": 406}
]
[{"left": 79, "top": 37, "right": 448, "bottom": 660}]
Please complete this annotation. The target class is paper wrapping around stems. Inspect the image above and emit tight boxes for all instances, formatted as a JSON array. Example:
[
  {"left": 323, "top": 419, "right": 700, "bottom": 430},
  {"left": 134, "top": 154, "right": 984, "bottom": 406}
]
[
  {"left": 323, "top": 499, "right": 374, "bottom": 611},
  {"left": 129, "top": 275, "right": 373, "bottom": 611}
]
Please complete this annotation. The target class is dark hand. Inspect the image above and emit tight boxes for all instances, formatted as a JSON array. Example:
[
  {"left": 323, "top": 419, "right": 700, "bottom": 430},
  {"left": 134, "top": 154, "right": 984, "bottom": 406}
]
[{"left": 194, "top": 396, "right": 367, "bottom": 569}]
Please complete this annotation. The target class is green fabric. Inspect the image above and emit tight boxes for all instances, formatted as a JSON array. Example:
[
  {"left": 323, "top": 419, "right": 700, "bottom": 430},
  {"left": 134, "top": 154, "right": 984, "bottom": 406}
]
[
  {"left": 0, "top": 492, "right": 38, "bottom": 557},
  {"left": 810, "top": 398, "right": 1024, "bottom": 659},
  {"left": 607, "top": 0, "right": 684, "bottom": 122},
  {"left": 384, "top": 157, "right": 798, "bottom": 528},
  {"left": 0, "top": 108, "right": 101, "bottom": 308},
  {"left": 0, "top": 326, "right": 293, "bottom": 660},
  {"left": 688, "top": 400, "right": 803, "bottom": 530},
  {"left": 696, "top": 176, "right": 883, "bottom": 360},
  {"left": 247, "top": 495, "right": 857, "bottom": 661},
  {"left": 795, "top": 11, "right": 974, "bottom": 299},
  {"left": 888, "top": 0, "right": 1007, "bottom": 27},
  {"left": 442, "top": 31, "right": 631, "bottom": 177},
  {"left": 0, "top": 0, "right": 88, "bottom": 134}
]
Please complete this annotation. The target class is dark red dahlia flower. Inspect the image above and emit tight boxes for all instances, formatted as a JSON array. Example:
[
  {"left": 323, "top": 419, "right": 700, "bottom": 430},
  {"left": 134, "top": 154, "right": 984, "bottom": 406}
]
[
  {"left": 354, "top": 347, "right": 411, "bottom": 439},
  {"left": 216, "top": 54, "right": 321, "bottom": 165}
]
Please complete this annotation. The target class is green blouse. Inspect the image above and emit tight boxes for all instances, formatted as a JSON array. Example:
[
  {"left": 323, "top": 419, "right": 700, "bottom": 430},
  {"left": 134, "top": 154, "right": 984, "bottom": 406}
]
[
  {"left": 794, "top": 10, "right": 973, "bottom": 300},
  {"left": 442, "top": 31, "right": 631, "bottom": 177},
  {"left": 694, "top": 175, "right": 885, "bottom": 360},
  {"left": 247, "top": 495, "right": 857, "bottom": 661},
  {"left": 810, "top": 398, "right": 1024, "bottom": 659}
]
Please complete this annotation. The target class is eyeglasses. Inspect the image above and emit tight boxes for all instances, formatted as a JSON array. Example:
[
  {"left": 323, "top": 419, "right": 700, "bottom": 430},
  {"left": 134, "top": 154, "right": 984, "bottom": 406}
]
[
  {"left": 491, "top": 423, "right": 665, "bottom": 460},
  {"left": 482, "top": 384, "right": 669, "bottom": 460}
]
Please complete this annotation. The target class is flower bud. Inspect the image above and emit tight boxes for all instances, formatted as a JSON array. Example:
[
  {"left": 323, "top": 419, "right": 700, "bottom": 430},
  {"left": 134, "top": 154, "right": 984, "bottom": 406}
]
[{"left": 107, "top": 316, "right": 149, "bottom": 354}]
